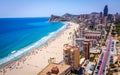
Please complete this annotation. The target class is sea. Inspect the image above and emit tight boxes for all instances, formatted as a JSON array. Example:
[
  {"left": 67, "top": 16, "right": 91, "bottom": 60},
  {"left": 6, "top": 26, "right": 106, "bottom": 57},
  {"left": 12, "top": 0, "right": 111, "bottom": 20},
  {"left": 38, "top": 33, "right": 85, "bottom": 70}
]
[{"left": 0, "top": 17, "right": 66, "bottom": 68}]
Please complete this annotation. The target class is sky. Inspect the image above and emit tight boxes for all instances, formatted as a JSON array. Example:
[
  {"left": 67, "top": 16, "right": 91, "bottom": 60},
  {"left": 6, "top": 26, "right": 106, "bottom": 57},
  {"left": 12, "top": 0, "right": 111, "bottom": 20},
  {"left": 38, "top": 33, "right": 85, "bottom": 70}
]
[{"left": 0, "top": 0, "right": 120, "bottom": 18}]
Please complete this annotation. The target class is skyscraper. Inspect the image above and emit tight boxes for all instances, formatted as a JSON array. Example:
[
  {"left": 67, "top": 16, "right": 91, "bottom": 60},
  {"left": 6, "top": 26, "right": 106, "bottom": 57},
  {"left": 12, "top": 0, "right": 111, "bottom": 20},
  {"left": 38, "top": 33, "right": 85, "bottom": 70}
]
[
  {"left": 100, "top": 12, "right": 103, "bottom": 18},
  {"left": 103, "top": 5, "right": 108, "bottom": 16}
]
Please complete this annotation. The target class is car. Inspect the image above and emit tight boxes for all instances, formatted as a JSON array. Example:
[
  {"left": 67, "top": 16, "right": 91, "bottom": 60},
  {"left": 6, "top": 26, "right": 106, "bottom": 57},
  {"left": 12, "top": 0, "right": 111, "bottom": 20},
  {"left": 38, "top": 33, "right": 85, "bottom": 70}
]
[
  {"left": 110, "top": 60, "right": 113, "bottom": 64},
  {"left": 79, "top": 67, "right": 84, "bottom": 75},
  {"left": 100, "top": 55, "right": 104, "bottom": 59},
  {"left": 110, "top": 59, "right": 113, "bottom": 62},
  {"left": 110, "top": 58, "right": 113, "bottom": 60},
  {"left": 112, "top": 45, "right": 114, "bottom": 47},
  {"left": 110, "top": 56, "right": 113, "bottom": 58},
  {"left": 98, "top": 62, "right": 101, "bottom": 65},
  {"left": 97, "top": 66, "right": 100, "bottom": 69},
  {"left": 110, "top": 57, "right": 113, "bottom": 60},
  {"left": 90, "top": 65, "right": 94, "bottom": 71},
  {"left": 95, "top": 71, "right": 98, "bottom": 74},
  {"left": 112, "top": 42, "right": 114, "bottom": 44},
  {"left": 111, "top": 48, "right": 114, "bottom": 51},
  {"left": 111, "top": 46, "right": 114, "bottom": 48},
  {"left": 99, "top": 60, "right": 102, "bottom": 63}
]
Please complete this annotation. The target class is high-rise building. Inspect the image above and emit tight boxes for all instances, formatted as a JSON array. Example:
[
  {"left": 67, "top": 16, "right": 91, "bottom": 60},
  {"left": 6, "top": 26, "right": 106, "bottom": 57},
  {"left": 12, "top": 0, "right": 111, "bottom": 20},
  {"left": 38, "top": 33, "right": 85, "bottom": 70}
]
[
  {"left": 63, "top": 45, "right": 80, "bottom": 70},
  {"left": 115, "top": 12, "right": 119, "bottom": 20},
  {"left": 75, "top": 38, "right": 89, "bottom": 52},
  {"left": 100, "top": 12, "right": 103, "bottom": 18},
  {"left": 79, "top": 28, "right": 85, "bottom": 38},
  {"left": 103, "top": 5, "right": 108, "bottom": 17},
  {"left": 103, "top": 5, "right": 109, "bottom": 27},
  {"left": 78, "top": 24, "right": 85, "bottom": 38},
  {"left": 84, "top": 30, "right": 101, "bottom": 47},
  {"left": 83, "top": 41, "right": 90, "bottom": 60}
]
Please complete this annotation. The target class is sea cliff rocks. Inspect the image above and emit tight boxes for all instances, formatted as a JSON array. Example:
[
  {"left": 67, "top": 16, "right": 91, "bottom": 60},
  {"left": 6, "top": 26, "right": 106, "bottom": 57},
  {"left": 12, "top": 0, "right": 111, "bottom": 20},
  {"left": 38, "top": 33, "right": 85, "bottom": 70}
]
[{"left": 49, "top": 13, "right": 81, "bottom": 23}]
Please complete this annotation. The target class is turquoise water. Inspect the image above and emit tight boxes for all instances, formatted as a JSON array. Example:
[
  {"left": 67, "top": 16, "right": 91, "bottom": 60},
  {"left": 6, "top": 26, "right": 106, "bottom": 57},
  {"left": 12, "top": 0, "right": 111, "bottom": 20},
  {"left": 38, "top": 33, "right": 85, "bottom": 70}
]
[{"left": 0, "top": 18, "right": 66, "bottom": 68}]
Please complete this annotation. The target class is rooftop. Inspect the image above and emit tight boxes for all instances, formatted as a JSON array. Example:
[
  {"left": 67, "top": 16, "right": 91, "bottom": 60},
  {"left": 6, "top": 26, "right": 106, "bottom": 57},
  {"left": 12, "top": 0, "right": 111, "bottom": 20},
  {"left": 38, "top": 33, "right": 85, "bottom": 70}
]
[
  {"left": 80, "top": 58, "right": 85, "bottom": 64},
  {"left": 75, "top": 38, "right": 89, "bottom": 41},
  {"left": 85, "top": 30, "right": 101, "bottom": 33},
  {"left": 83, "top": 41, "right": 90, "bottom": 45},
  {"left": 85, "top": 34, "right": 101, "bottom": 36},
  {"left": 83, "top": 42, "right": 89, "bottom": 44},
  {"left": 63, "top": 45, "right": 79, "bottom": 51},
  {"left": 38, "top": 63, "right": 71, "bottom": 75}
]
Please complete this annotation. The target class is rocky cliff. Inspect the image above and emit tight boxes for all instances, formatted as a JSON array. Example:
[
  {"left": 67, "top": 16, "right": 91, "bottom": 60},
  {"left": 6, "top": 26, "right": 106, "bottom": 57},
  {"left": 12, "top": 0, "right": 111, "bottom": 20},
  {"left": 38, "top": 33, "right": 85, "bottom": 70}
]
[
  {"left": 49, "top": 13, "right": 81, "bottom": 23},
  {"left": 49, "top": 15, "right": 67, "bottom": 22}
]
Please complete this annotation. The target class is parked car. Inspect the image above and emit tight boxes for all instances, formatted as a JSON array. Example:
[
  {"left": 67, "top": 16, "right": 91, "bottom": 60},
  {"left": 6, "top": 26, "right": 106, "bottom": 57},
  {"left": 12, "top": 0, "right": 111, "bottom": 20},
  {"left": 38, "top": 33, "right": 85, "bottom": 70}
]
[
  {"left": 98, "top": 61, "right": 102, "bottom": 65},
  {"left": 112, "top": 42, "right": 114, "bottom": 44},
  {"left": 95, "top": 71, "right": 98, "bottom": 74},
  {"left": 90, "top": 65, "right": 94, "bottom": 71},
  {"left": 111, "top": 48, "right": 114, "bottom": 51},
  {"left": 97, "top": 66, "right": 100, "bottom": 70}
]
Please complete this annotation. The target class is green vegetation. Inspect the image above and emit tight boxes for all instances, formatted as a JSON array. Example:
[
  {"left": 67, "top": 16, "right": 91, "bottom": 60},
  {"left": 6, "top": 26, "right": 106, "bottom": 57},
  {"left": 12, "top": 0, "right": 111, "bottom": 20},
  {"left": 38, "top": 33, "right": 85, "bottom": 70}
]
[
  {"left": 71, "top": 73, "right": 77, "bottom": 75},
  {"left": 115, "top": 20, "right": 120, "bottom": 36},
  {"left": 113, "top": 69, "right": 118, "bottom": 72},
  {"left": 101, "top": 42, "right": 106, "bottom": 46},
  {"left": 107, "top": 68, "right": 118, "bottom": 75},
  {"left": 105, "top": 34, "right": 108, "bottom": 41},
  {"left": 107, "top": 69, "right": 114, "bottom": 75},
  {"left": 71, "top": 69, "right": 80, "bottom": 75},
  {"left": 116, "top": 41, "right": 120, "bottom": 44},
  {"left": 90, "top": 56, "right": 94, "bottom": 62},
  {"left": 80, "top": 54, "right": 84, "bottom": 58},
  {"left": 91, "top": 61, "right": 97, "bottom": 75},
  {"left": 105, "top": 25, "right": 111, "bottom": 40},
  {"left": 109, "top": 64, "right": 116, "bottom": 68},
  {"left": 106, "top": 26, "right": 111, "bottom": 33},
  {"left": 90, "top": 53, "right": 99, "bottom": 62},
  {"left": 92, "top": 28, "right": 97, "bottom": 31}
]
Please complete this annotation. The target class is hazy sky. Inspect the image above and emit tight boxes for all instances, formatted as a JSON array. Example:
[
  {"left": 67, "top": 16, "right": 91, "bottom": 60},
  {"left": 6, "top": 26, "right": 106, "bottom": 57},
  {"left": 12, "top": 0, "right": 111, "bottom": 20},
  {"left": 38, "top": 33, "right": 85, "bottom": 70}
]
[{"left": 0, "top": 0, "right": 120, "bottom": 18}]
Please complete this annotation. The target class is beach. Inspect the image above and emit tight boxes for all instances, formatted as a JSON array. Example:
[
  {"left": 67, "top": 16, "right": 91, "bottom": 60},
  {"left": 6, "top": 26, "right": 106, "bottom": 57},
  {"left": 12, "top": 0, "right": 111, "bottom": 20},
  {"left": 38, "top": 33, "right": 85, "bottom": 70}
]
[{"left": 0, "top": 22, "right": 79, "bottom": 75}]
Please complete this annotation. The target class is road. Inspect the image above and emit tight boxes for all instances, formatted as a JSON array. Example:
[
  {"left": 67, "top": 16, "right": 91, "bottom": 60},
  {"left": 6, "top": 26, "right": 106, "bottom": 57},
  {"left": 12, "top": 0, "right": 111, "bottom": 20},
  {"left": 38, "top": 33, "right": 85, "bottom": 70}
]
[
  {"left": 98, "top": 23, "right": 114, "bottom": 75},
  {"left": 93, "top": 52, "right": 104, "bottom": 75}
]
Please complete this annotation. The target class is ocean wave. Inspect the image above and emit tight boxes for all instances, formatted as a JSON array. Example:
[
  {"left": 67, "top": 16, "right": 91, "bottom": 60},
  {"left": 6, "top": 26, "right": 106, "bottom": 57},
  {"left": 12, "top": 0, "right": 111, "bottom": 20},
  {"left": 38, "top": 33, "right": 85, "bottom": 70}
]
[
  {"left": 0, "top": 23, "right": 67, "bottom": 68},
  {"left": 11, "top": 50, "right": 16, "bottom": 54}
]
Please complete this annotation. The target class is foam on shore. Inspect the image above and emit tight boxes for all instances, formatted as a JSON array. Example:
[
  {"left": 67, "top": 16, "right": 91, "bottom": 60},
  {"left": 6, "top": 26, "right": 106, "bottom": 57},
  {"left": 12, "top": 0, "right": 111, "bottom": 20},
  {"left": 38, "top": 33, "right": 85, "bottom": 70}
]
[{"left": 0, "top": 23, "right": 67, "bottom": 69}]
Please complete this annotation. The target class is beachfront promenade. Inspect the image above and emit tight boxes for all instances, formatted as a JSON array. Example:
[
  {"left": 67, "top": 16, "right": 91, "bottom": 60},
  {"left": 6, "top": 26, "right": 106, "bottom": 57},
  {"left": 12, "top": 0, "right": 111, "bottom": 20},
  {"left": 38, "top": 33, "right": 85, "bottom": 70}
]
[{"left": 0, "top": 22, "right": 79, "bottom": 75}]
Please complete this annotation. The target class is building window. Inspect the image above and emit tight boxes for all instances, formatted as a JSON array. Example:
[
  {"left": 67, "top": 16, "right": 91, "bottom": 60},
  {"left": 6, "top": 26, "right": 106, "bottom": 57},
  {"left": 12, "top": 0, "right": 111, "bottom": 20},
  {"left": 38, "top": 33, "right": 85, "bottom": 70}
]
[{"left": 64, "top": 50, "right": 68, "bottom": 54}]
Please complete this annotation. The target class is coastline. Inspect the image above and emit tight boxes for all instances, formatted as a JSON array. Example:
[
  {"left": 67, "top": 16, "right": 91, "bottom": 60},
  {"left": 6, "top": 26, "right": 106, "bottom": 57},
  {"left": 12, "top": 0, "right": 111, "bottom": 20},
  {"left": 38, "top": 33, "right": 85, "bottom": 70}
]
[
  {"left": 0, "top": 22, "right": 79, "bottom": 75},
  {"left": 0, "top": 22, "right": 66, "bottom": 69}
]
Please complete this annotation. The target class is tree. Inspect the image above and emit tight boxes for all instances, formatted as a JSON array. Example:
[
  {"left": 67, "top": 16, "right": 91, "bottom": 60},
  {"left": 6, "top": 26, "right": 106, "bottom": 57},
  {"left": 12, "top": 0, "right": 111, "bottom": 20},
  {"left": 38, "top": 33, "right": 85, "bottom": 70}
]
[{"left": 101, "top": 42, "right": 106, "bottom": 46}]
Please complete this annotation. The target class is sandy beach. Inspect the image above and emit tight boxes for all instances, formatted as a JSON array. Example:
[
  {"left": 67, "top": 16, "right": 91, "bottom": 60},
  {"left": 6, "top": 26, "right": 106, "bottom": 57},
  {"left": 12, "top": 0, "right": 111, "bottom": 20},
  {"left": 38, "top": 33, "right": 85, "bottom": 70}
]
[{"left": 0, "top": 22, "right": 79, "bottom": 75}]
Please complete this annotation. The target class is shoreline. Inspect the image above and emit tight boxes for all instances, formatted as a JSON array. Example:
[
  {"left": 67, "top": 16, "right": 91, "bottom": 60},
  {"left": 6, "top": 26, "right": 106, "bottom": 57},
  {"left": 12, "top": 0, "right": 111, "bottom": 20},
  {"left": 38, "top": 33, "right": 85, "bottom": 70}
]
[
  {"left": 0, "top": 22, "right": 79, "bottom": 75},
  {"left": 0, "top": 22, "right": 66, "bottom": 69}
]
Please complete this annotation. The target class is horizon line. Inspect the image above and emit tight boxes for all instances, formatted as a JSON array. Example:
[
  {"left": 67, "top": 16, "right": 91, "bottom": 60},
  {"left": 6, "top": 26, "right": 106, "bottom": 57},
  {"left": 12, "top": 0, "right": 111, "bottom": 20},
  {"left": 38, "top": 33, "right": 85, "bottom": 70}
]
[{"left": 0, "top": 12, "right": 119, "bottom": 18}]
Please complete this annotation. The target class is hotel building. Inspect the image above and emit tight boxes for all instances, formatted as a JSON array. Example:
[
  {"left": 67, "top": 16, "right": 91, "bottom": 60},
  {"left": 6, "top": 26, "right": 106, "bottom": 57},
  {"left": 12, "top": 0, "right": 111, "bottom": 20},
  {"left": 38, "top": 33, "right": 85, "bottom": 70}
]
[
  {"left": 83, "top": 41, "right": 90, "bottom": 60},
  {"left": 75, "top": 38, "right": 89, "bottom": 51},
  {"left": 84, "top": 31, "right": 101, "bottom": 47},
  {"left": 63, "top": 45, "right": 80, "bottom": 70},
  {"left": 77, "top": 25, "right": 101, "bottom": 47}
]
